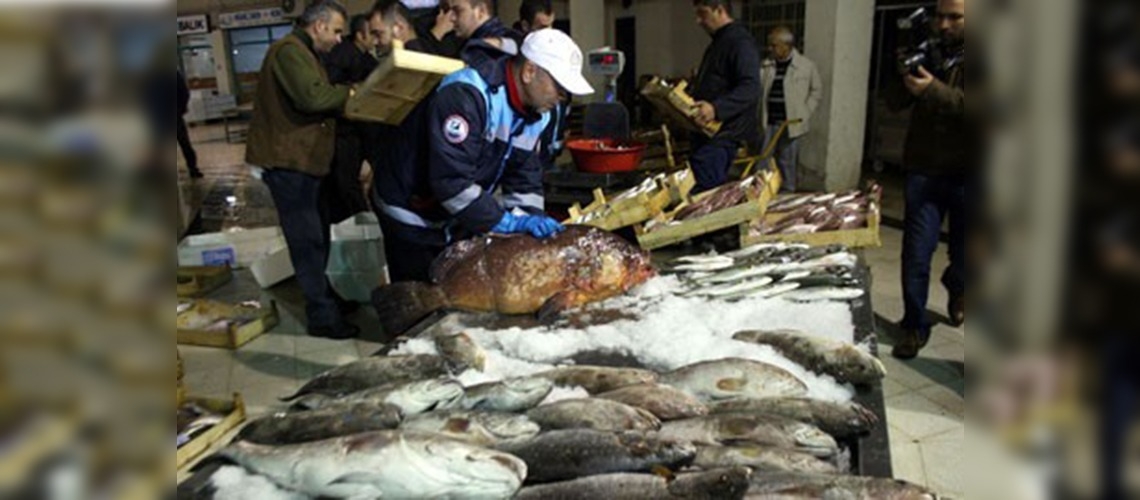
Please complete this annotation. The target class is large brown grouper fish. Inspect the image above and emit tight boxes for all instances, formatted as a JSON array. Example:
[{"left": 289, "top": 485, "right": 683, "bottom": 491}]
[{"left": 373, "top": 225, "right": 656, "bottom": 335}]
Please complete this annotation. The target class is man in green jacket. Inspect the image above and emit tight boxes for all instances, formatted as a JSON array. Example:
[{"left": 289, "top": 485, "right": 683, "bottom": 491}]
[{"left": 246, "top": 0, "right": 358, "bottom": 339}]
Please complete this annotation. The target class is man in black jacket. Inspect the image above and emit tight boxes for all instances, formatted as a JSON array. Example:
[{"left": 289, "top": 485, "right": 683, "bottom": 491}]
[
  {"left": 176, "top": 69, "right": 202, "bottom": 179},
  {"left": 688, "top": 0, "right": 761, "bottom": 193}
]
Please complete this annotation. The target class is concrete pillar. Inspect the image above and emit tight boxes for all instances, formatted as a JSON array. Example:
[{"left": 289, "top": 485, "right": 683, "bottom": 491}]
[
  {"left": 568, "top": 0, "right": 606, "bottom": 102},
  {"left": 800, "top": 0, "right": 874, "bottom": 191}
]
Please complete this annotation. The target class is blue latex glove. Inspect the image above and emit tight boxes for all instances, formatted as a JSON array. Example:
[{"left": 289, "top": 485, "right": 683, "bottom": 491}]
[{"left": 491, "top": 212, "right": 565, "bottom": 238}]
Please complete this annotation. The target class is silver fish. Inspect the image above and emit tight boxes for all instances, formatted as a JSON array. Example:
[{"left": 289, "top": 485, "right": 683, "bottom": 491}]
[
  {"left": 400, "top": 409, "right": 540, "bottom": 445},
  {"left": 220, "top": 430, "right": 528, "bottom": 499},
  {"left": 685, "top": 277, "right": 775, "bottom": 298},
  {"left": 660, "top": 358, "right": 807, "bottom": 402},
  {"left": 293, "top": 378, "right": 465, "bottom": 416},
  {"left": 595, "top": 383, "right": 708, "bottom": 420},
  {"left": 526, "top": 398, "right": 661, "bottom": 432},
  {"left": 721, "top": 282, "right": 801, "bottom": 301},
  {"left": 732, "top": 330, "right": 886, "bottom": 386},
  {"left": 658, "top": 412, "right": 838, "bottom": 457},
  {"left": 536, "top": 365, "right": 658, "bottom": 394},
  {"left": 670, "top": 259, "right": 737, "bottom": 272},
  {"left": 779, "top": 287, "right": 865, "bottom": 302},
  {"left": 280, "top": 355, "right": 448, "bottom": 401},
  {"left": 514, "top": 467, "right": 752, "bottom": 500},
  {"left": 434, "top": 332, "right": 487, "bottom": 372},
  {"left": 458, "top": 376, "right": 554, "bottom": 412},
  {"left": 691, "top": 264, "right": 779, "bottom": 286},
  {"left": 694, "top": 444, "right": 840, "bottom": 474},
  {"left": 494, "top": 429, "right": 696, "bottom": 483},
  {"left": 746, "top": 472, "right": 940, "bottom": 499},
  {"left": 237, "top": 403, "right": 403, "bottom": 445},
  {"left": 707, "top": 397, "right": 879, "bottom": 438}
]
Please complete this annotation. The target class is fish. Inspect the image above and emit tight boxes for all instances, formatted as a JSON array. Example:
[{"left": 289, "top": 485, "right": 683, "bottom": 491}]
[
  {"left": 693, "top": 444, "right": 840, "bottom": 474},
  {"left": 660, "top": 358, "right": 807, "bottom": 402},
  {"left": 721, "top": 282, "right": 801, "bottom": 301},
  {"left": 536, "top": 365, "right": 659, "bottom": 394},
  {"left": 706, "top": 397, "right": 879, "bottom": 438},
  {"left": 236, "top": 403, "right": 403, "bottom": 445},
  {"left": 745, "top": 472, "right": 940, "bottom": 499},
  {"left": 688, "top": 277, "right": 776, "bottom": 298},
  {"left": 279, "top": 355, "right": 448, "bottom": 401},
  {"left": 669, "top": 259, "right": 737, "bottom": 273},
  {"left": 219, "top": 430, "right": 528, "bottom": 499},
  {"left": 434, "top": 332, "right": 487, "bottom": 372},
  {"left": 731, "top": 330, "right": 886, "bottom": 386},
  {"left": 691, "top": 265, "right": 778, "bottom": 286},
  {"left": 372, "top": 225, "right": 656, "bottom": 334},
  {"left": 526, "top": 398, "right": 662, "bottom": 432},
  {"left": 672, "top": 253, "right": 733, "bottom": 265},
  {"left": 657, "top": 413, "right": 838, "bottom": 457},
  {"left": 767, "top": 194, "right": 814, "bottom": 213},
  {"left": 779, "top": 287, "right": 866, "bottom": 302},
  {"left": 514, "top": 467, "right": 752, "bottom": 500},
  {"left": 595, "top": 383, "right": 708, "bottom": 420},
  {"left": 781, "top": 273, "right": 857, "bottom": 289},
  {"left": 399, "top": 410, "right": 540, "bottom": 445},
  {"left": 494, "top": 429, "right": 697, "bottom": 483},
  {"left": 293, "top": 378, "right": 465, "bottom": 416},
  {"left": 458, "top": 376, "right": 554, "bottom": 412}
]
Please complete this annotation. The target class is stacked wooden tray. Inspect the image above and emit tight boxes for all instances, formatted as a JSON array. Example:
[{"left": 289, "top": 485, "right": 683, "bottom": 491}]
[
  {"left": 176, "top": 266, "right": 233, "bottom": 298},
  {"left": 176, "top": 300, "right": 279, "bottom": 349},
  {"left": 564, "top": 168, "right": 695, "bottom": 231},
  {"left": 176, "top": 394, "right": 246, "bottom": 473},
  {"left": 635, "top": 168, "right": 781, "bottom": 250},
  {"left": 344, "top": 40, "right": 465, "bottom": 125},
  {"left": 739, "top": 196, "right": 883, "bottom": 249},
  {"left": 640, "top": 77, "right": 721, "bottom": 138}
]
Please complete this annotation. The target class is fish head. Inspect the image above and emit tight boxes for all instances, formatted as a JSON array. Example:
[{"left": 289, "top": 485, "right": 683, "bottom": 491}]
[
  {"left": 835, "top": 346, "right": 888, "bottom": 384},
  {"left": 404, "top": 379, "right": 465, "bottom": 411},
  {"left": 501, "top": 376, "right": 555, "bottom": 400},
  {"left": 421, "top": 439, "right": 528, "bottom": 489},
  {"left": 481, "top": 413, "right": 542, "bottom": 440},
  {"left": 791, "top": 424, "right": 839, "bottom": 456},
  {"left": 624, "top": 249, "right": 657, "bottom": 286}
]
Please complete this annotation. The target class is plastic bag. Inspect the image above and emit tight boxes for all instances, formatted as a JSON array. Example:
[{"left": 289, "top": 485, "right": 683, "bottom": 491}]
[{"left": 326, "top": 212, "right": 389, "bottom": 302}]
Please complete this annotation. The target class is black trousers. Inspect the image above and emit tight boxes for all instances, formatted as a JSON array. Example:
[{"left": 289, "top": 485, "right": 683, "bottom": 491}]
[
  {"left": 376, "top": 213, "right": 446, "bottom": 283},
  {"left": 176, "top": 115, "right": 199, "bottom": 174},
  {"left": 322, "top": 128, "right": 370, "bottom": 224}
]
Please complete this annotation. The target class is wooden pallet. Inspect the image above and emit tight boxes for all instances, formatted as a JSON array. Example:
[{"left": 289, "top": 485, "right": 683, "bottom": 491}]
[
  {"left": 635, "top": 168, "right": 780, "bottom": 250},
  {"left": 176, "top": 300, "right": 279, "bottom": 349},
  {"left": 176, "top": 393, "right": 246, "bottom": 472},
  {"left": 640, "top": 77, "right": 721, "bottom": 137},
  {"left": 176, "top": 266, "right": 232, "bottom": 298},
  {"left": 739, "top": 203, "right": 883, "bottom": 248},
  {"left": 344, "top": 40, "right": 465, "bottom": 125},
  {"left": 564, "top": 168, "right": 695, "bottom": 231}
]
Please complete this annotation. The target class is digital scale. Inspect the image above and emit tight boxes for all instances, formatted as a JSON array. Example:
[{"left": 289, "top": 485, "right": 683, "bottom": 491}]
[{"left": 586, "top": 47, "right": 625, "bottom": 103}]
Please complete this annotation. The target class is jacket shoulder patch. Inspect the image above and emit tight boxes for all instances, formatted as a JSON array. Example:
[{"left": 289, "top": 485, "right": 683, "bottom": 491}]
[{"left": 443, "top": 115, "right": 470, "bottom": 144}]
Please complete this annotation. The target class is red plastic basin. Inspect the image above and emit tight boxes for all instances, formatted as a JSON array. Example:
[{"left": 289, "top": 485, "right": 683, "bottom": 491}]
[{"left": 566, "top": 138, "right": 647, "bottom": 173}]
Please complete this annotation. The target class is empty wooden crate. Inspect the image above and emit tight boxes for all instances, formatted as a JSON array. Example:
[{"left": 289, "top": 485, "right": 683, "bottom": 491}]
[{"left": 344, "top": 41, "right": 465, "bottom": 125}]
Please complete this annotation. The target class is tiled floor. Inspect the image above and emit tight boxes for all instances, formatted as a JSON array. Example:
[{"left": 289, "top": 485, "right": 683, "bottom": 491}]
[{"left": 178, "top": 124, "right": 963, "bottom": 495}]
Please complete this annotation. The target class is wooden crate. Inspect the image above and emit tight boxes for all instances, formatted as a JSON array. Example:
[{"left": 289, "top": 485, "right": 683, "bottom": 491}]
[
  {"left": 176, "top": 393, "right": 246, "bottom": 471},
  {"left": 176, "top": 266, "right": 232, "bottom": 298},
  {"left": 564, "top": 169, "right": 695, "bottom": 231},
  {"left": 344, "top": 41, "right": 465, "bottom": 125},
  {"left": 635, "top": 169, "right": 780, "bottom": 250},
  {"left": 739, "top": 203, "right": 883, "bottom": 248},
  {"left": 640, "top": 77, "right": 721, "bottom": 137},
  {"left": 176, "top": 300, "right": 279, "bottom": 349}
]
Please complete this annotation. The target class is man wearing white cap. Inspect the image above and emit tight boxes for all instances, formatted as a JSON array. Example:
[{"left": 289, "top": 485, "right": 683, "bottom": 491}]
[{"left": 369, "top": 29, "right": 593, "bottom": 286}]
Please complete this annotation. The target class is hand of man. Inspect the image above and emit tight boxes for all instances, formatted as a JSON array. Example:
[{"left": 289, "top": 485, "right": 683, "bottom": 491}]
[
  {"left": 492, "top": 212, "right": 565, "bottom": 239},
  {"left": 904, "top": 66, "right": 935, "bottom": 96},
  {"left": 692, "top": 101, "right": 716, "bottom": 125}
]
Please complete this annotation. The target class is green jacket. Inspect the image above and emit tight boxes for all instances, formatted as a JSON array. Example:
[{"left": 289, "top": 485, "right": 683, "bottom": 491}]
[
  {"left": 246, "top": 29, "right": 350, "bottom": 176},
  {"left": 887, "top": 49, "right": 971, "bottom": 176}
]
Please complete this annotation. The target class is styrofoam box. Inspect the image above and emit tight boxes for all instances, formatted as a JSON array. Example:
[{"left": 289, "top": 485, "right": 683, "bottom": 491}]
[
  {"left": 177, "top": 227, "right": 285, "bottom": 268},
  {"left": 250, "top": 244, "right": 294, "bottom": 289}
]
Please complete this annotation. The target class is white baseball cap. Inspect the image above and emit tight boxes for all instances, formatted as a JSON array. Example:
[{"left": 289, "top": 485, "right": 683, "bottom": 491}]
[{"left": 521, "top": 29, "right": 595, "bottom": 96}]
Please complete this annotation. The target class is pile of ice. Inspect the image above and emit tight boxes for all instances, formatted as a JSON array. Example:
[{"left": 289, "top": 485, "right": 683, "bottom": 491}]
[{"left": 391, "top": 275, "right": 860, "bottom": 402}]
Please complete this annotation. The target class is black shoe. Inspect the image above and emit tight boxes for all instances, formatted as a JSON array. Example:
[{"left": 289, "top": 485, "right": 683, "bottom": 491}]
[
  {"left": 891, "top": 329, "right": 930, "bottom": 360},
  {"left": 947, "top": 295, "right": 965, "bottom": 327},
  {"left": 335, "top": 296, "right": 360, "bottom": 316},
  {"left": 189, "top": 169, "right": 204, "bottom": 179},
  {"left": 308, "top": 322, "right": 360, "bottom": 340}
]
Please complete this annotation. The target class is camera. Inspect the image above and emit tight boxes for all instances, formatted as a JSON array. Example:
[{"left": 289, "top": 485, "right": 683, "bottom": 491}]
[{"left": 896, "top": 7, "right": 941, "bottom": 76}]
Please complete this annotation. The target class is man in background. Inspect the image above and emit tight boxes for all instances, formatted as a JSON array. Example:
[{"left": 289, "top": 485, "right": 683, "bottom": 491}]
[
  {"left": 323, "top": 12, "right": 380, "bottom": 224},
  {"left": 246, "top": 0, "right": 358, "bottom": 339},
  {"left": 687, "top": 0, "right": 761, "bottom": 193},
  {"left": 760, "top": 26, "right": 821, "bottom": 193},
  {"left": 515, "top": 0, "right": 554, "bottom": 33},
  {"left": 176, "top": 69, "right": 201, "bottom": 179},
  {"left": 889, "top": 0, "right": 968, "bottom": 359}
]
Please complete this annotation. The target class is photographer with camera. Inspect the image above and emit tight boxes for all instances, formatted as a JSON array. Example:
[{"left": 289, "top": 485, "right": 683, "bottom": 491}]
[{"left": 889, "top": 0, "right": 968, "bottom": 360}]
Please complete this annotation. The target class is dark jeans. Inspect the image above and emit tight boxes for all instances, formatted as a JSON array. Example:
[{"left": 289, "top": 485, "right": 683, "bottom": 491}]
[
  {"left": 322, "top": 129, "right": 370, "bottom": 224},
  {"left": 377, "top": 213, "right": 446, "bottom": 283},
  {"left": 901, "top": 172, "right": 966, "bottom": 335},
  {"left": 176, "top": 115, "right": 199, "bottom": 174},
  {"left": 1102, "top": 340, "right": 1140, "bottom": 500},
  {"left": 262, "top": 168, "right": 342, "bottom": 329},
  {"left": 689, "top": 138, "right": 737, "bottom": 194}
]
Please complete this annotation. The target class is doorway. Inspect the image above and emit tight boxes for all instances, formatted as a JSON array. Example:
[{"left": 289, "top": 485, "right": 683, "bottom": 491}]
[{"left": 614, "top": 17, "right": 636, "bottom": 116}]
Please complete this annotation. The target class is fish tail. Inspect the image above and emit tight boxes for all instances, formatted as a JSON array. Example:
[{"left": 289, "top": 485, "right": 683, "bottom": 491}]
[{"left": 371, "top": 282, "right": 449, "bottom": 336}]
